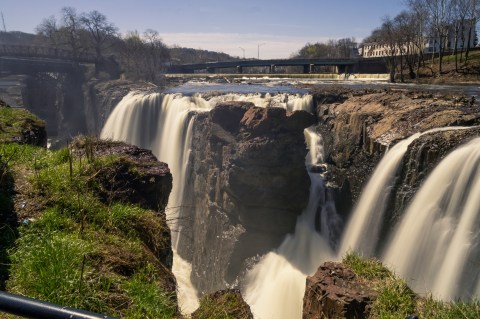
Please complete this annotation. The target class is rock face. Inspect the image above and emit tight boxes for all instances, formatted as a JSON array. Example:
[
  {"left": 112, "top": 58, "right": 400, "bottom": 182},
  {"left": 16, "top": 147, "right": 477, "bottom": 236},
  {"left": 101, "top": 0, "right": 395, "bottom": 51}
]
[
  {"left": 24, "top": 72, "right": 86, "bottom": 144},
  {"left": 303, "top": 262, "right": 376, "bottom": 319},
  {"left": 177, "top": 102, "right": 315, "bottom": 293},
  {"left": 315, "top": 88, "right": 480, "bottom": 222},
  {"left": 71, "top": 137, "right": 174, "bottom": 268},
  {"left": 0, "top": 100, "right": 47, "bottom": 147},
  {"left": 72, "top": 138, "right": 172, "bottom": 213}
]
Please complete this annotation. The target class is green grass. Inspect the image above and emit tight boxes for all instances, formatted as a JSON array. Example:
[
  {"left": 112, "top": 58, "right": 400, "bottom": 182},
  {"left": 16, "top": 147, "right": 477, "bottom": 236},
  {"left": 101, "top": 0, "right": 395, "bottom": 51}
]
[
  {"left": 1, "top": 141, "right": 177, "bottom": 318},
  {"left": 343, "top": 252, "right": 480, "bottom": 319},
  {"left": 0, "top": 107, "right": 45, "bottom": 144},
  {"left": 192, "top": 290, "right": 252, "bottom": 319},
  {"left": 123, "top": 265, "right": 177, "bottom": 319}
]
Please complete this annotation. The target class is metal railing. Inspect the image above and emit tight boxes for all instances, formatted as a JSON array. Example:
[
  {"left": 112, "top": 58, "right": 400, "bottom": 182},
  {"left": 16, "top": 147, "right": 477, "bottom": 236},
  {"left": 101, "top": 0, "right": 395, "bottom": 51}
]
[{"left": 0, "top": 291, "right": 118, "bottom": 319}]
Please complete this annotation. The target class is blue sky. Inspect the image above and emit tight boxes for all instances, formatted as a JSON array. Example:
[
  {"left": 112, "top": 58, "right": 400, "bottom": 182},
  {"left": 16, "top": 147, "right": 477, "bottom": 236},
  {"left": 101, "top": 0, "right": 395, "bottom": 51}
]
[{"left": 1, "top": 0, "right": 406, "bottom": 58}]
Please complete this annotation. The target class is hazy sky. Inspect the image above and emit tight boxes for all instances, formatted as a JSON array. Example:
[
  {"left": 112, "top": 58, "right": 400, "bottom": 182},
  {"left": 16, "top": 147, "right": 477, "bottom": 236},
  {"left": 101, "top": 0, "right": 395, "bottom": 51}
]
[{"left": 1, "top": 0, "right": 406, "bottom": 58}]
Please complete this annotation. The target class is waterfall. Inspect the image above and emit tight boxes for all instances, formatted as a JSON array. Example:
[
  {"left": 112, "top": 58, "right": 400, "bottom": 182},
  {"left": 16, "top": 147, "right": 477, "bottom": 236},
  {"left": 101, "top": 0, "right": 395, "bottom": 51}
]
[
  {"left": 101, "top": 92, "right": 211, "bottom": 313},
  {"left": 382, "top": 137, "right": 480, "bottom": 301},
  {"left": 338, "top": 133, "right": 422, "bottom": 257},
  {"left": 244, "top": 128, "right": 337, "bottom": 319},
  {"left": 100, "top": 90, "right": 314, "bottom": 314},
  {"left": 339, "top": 126, "right": 475, "bottom": 258}
]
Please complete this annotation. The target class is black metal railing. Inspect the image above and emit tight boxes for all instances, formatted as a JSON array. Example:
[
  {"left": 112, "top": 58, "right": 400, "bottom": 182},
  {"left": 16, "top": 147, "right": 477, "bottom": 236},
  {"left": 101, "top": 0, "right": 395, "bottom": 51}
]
[{"left": 0, "top": 291, "right": 118, "bottom": 319}]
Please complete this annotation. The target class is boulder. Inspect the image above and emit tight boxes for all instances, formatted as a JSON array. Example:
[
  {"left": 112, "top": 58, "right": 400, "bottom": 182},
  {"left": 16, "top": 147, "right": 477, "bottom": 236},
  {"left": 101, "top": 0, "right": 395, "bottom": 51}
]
[
  {"left": 303, "top": 262, "right": 376, "bottom": 319},
  {"left": 71, "top": 137, "right": 172, "bottom": 212}
]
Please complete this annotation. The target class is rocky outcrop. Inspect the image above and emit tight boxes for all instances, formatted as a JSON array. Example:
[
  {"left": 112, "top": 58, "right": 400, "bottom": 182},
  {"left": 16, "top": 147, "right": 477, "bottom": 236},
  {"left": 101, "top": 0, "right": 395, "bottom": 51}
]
[
  {"left": 177, "top": 102, "right": 315, "bottom": 293},
  {"left": 315, "top": 87, "right": 480, "bottom": 215},
  {"left": 71, "top": 137, "right": 172, "bottom": 212},
  {"left": 387, "top": 126, "right": 480, "bottom": 227},
  {"left": 192, "top": 289, "right": 253, "bottom": 319},
  {"left": 303, "top": 262, "right": 376, "bottom": 319},
  {"left": 70, "top": 137, "right": 174, "bottom": 268},
  {"left": 0, "top": 100, "right": 47, "bottom": 147}
]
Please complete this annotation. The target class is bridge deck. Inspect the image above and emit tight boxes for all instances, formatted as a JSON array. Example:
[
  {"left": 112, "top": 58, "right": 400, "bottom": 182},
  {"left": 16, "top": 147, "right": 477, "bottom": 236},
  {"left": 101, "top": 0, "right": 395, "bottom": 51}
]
[{"left": 170, "top": 58, "right": 358, "bottom": 73}]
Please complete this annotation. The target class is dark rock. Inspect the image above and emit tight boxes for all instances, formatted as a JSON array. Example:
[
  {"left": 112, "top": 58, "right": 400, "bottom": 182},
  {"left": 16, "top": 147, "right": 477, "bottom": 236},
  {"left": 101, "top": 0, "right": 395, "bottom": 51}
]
[
  {"left": 176, "top": 103, "right": 313, "bottom": 293},
  {"left": 71, "top": 137, "right": 172, "bottom": 213},
  {"left": 303, "top": 262, "right": 376, "bottom": 319},
  {"left": 314, "top": 87, "right": 480, "bottom": 224},
  {"left": 210, "top": 101, "right": 252, "bottom": 133}
]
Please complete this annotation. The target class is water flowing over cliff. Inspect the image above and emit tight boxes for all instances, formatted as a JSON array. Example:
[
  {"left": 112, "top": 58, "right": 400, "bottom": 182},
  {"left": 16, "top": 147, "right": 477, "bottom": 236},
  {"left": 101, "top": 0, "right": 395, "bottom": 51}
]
[
  {"left": 100, "top": 91, "right": 315, "bottom": 313},
  {"left": 244, "top": 127, "right": 338, "bottom": 319},
  {"left": 100, "top": 86, "right": 480, "bottom": 318},
  {"left": 383, "top": 137, "right": 480, "bottom": 301}
]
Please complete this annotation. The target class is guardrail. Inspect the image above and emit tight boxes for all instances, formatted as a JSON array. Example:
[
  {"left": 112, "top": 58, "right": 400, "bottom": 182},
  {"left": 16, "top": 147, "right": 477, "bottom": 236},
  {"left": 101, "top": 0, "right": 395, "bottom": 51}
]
[{"left": 0, "top": 291, "right": 118, "bottom": 319}]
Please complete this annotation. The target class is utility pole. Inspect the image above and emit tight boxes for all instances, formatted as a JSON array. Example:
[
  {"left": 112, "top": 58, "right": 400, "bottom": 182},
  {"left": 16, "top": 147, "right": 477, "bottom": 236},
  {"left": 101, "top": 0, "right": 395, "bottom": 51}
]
[
  {"left": 1, "top": 12, "right": 6, "bottom": 32},
  {"left": 239, "top": 47, "right": 245, "bottom": 59},
  {"left": 257, "top": 43, "right": 265, "bottom": 59}
]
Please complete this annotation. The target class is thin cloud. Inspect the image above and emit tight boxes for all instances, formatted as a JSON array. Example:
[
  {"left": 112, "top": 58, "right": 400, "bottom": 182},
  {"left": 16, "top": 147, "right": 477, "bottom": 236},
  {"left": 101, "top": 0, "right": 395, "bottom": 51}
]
[{"left": 160, "top": 32, "right": 330, "bottom": 59}]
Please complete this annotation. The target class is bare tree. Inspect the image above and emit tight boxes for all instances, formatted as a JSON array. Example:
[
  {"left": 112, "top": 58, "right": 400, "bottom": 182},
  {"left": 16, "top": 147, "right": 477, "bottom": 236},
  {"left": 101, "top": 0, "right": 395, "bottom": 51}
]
[
  {"left": 59, "top": 7, "right": 85, "bottom": 61},
  {"left": 80, "top": 10, "right": 118, "bottom": 69},
  {"left": 425, "top": 0, "right": 456, "bottom": 73},
  {"left": 143, "top": 29, "right": 170, "bottom": 81},
  {"left": 465, "top": 0, "right": 480, "bottom": 60},
  {"left": 36, "top": 16, "right": 60, "bottom": 46}
]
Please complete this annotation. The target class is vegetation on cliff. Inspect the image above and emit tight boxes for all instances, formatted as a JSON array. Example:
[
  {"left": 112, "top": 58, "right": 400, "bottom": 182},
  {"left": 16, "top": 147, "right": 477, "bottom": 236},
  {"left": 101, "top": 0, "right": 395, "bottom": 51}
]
[
  {"left": 0, "top": 102, "right": 46, "bottom": 146},
  {"left": 192, "top": 290, "right": 253, "bottom": 319},
  {"left": 343, "top": 253, "right": 480, "bottom": 319},
  {"left": 0, "top": 130, "right": 177, "bottom": 318}
]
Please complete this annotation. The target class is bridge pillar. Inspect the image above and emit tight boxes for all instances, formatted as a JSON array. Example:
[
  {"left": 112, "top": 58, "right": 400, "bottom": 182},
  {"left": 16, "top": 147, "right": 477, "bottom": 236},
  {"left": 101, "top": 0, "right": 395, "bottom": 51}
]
[
  {"left": 236, "top": 66, "right": 243, "bottom": 74},
  {"left": 309, "top": 64, "right": 314, "bottom": 73},
  {"left": 303, "top": 65, "right": 309, "bottom": 74},
  {"left": 336, "top": 65, "right": 347, "bottom": 74},
  {"left": 269, "top": 64, "right": 276, "bottom": 73}
]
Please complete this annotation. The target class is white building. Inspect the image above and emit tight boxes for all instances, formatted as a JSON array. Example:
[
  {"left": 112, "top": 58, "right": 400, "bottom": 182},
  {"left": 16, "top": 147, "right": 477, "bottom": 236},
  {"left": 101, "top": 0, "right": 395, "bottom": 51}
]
[{"left": 362, "top": 20, "right": 476, "bottom": 58}]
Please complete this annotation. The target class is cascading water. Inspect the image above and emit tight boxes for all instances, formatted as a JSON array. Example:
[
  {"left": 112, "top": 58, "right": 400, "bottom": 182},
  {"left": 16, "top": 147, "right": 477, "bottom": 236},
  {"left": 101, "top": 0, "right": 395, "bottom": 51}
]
[
  {"left": 382, "top": 137, "right": 480, "bottom": 301},
  {"left": 101, "top": 91, "right": 211, "bottom": 313},
  {"left": 100, "top": 90, "right": 316, "bottom": 314},
  {"left": 243, "top": 128, "right": 338, "bottom": 319},
  {"left": 339, "top": 126, "right": 475, "bottom": 257},
  {"left": 100, "top": 85, "right": 480, "bottom": 316}
]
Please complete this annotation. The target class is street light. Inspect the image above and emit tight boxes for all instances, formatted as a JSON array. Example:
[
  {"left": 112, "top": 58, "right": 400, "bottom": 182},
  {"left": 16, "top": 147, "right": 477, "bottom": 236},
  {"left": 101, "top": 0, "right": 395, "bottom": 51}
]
[
  {"left": 257, "top": 43, "right": 265, "bottom": 59},
  {"left": 239, "top": 47, "right": 245, "bottom": 59}
]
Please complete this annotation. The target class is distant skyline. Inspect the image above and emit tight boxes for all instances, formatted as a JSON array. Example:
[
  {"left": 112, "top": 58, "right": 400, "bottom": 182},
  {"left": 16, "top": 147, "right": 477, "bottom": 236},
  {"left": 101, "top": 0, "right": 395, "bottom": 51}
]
[{"left": 2, "top": 0, "right": 406, "bottom": 59}]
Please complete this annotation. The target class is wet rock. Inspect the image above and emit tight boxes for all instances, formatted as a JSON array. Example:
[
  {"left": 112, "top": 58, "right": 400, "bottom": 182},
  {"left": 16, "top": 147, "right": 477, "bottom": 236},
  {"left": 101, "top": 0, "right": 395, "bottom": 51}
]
[
  {"left": 303, "top": 262, "right": 376, "bottom": 319},
  {"left": 177, "top": 103, "right": 315, "bottom": 293},
  {"left": 314, "top": 87, "right": 480, "bottom": 207}
]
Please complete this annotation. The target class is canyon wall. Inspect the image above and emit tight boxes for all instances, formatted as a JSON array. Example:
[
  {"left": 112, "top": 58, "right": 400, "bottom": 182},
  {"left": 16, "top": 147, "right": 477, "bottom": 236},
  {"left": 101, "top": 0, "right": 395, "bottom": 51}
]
[
  {"left": 314, "top": 88, "right": 480, "bottom": 224},
  {"left": 176, "top": 102, "right": 315, "bottom": 293}
]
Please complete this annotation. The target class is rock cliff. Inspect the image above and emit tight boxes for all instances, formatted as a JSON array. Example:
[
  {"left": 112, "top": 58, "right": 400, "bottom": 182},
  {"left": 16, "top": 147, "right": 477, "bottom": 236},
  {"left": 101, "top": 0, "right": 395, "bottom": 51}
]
[
  {"left": 176, "top": 102, "right": 315, "bottom": 293},
  {"left": 314, "top": 87, "right": 480, "bottom": 219}
]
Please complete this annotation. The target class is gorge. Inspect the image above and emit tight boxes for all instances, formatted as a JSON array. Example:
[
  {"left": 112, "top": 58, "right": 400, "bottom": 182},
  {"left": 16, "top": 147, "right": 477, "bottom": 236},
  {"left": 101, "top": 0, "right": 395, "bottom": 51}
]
[{"left": 97, "top": 81, "right": 480, "bottom": 318}]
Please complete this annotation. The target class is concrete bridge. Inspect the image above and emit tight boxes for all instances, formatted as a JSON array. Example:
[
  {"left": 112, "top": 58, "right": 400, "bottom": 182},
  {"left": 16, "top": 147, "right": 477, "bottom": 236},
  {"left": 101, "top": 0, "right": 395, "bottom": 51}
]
[{"left": 168, "top": 58, "right": 359, "bottom": 74}]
